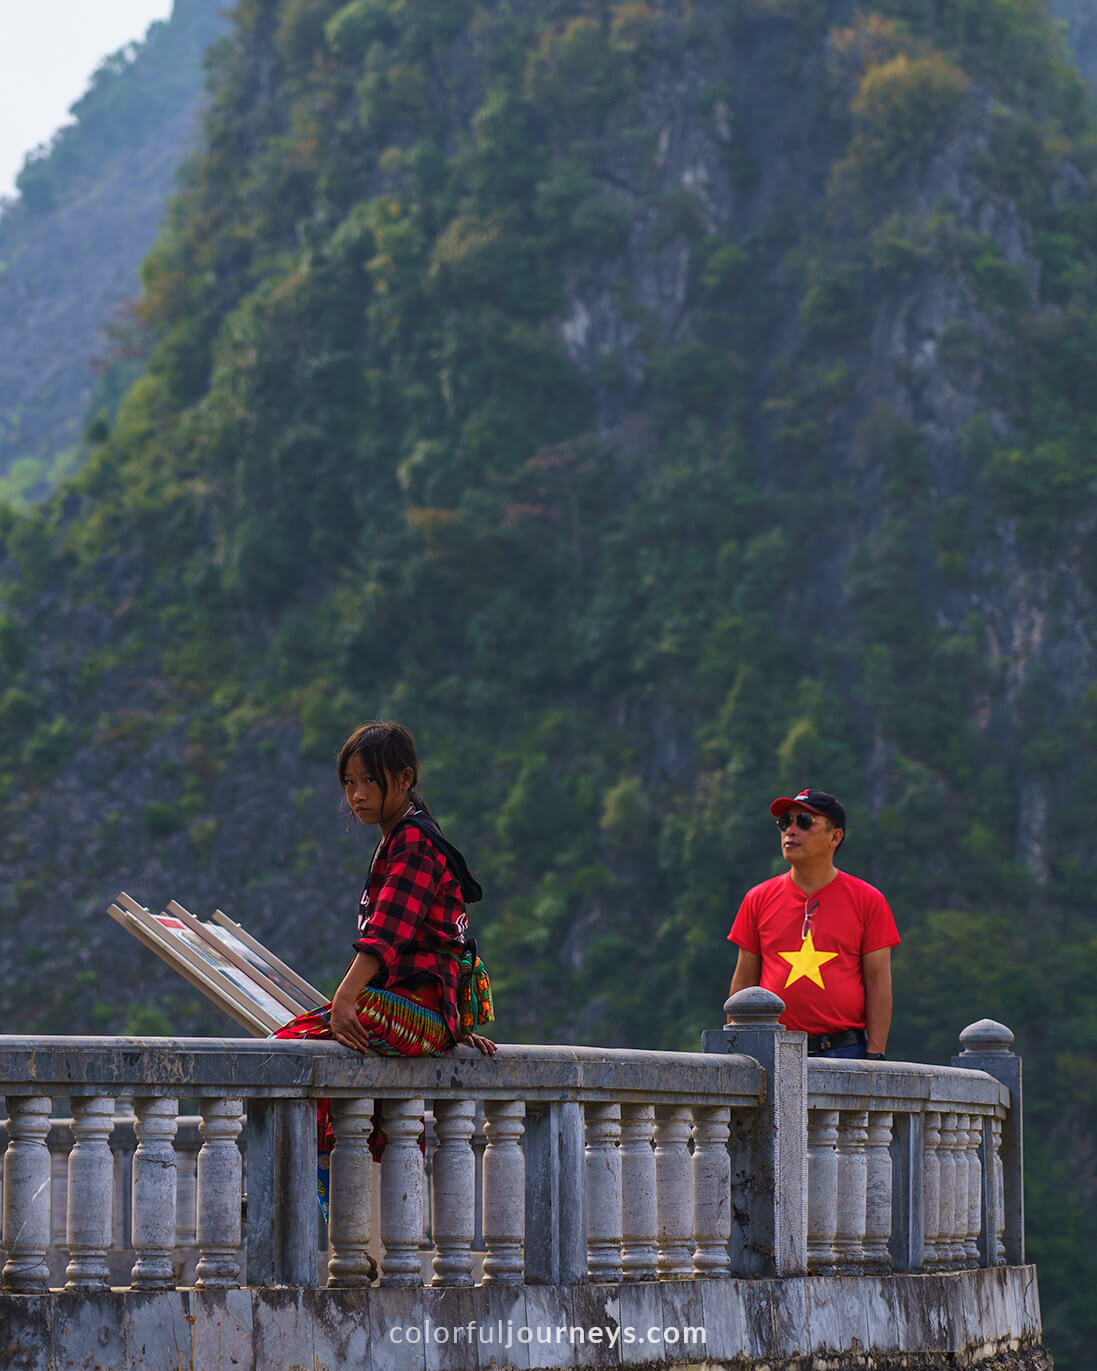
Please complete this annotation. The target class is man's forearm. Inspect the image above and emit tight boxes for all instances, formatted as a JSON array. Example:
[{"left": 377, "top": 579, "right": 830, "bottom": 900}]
[
  {"left": 725, "top": 955, "right": 762, "bottom": 1021},
  {"left": 864, "top": 979, "right": 892, "bottom": 1055}
]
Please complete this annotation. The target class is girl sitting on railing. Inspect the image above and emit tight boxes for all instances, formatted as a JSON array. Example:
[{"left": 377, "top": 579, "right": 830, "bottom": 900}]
[{"left": 273, "top": 720, "right": 495, "bottom": 1207}]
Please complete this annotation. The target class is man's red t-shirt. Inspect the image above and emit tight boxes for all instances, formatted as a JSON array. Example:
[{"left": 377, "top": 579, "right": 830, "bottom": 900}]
[{"left": 727, "top": 870, "right": 900, "bottom": 1035}]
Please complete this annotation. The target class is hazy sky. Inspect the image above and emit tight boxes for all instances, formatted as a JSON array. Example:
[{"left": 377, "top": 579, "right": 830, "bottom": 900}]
[{"left": 0, "top": 1, "right": 175, "bottom": 200}]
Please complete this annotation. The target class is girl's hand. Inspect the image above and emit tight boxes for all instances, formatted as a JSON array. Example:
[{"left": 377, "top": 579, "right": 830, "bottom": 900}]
[
  {"left": 463, "top": 1031, "right": 497, "bottom": 1056},
  {"left": 330, "top": 993, "right": 372, "bottom": 1053}
]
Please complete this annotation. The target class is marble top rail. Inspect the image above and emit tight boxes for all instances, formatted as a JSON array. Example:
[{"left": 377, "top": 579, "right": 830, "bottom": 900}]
[{"left": 0, "top": 1038, "right": 765, "bottom": 1106}]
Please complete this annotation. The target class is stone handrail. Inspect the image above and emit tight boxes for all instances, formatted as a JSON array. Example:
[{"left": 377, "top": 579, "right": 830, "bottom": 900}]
[
  {"left": 0, "top": 1038, "right": 763, "bottom": 1293},
  {"left": 0, "top": 1003, "right": 1023, "bottom": 1298}
]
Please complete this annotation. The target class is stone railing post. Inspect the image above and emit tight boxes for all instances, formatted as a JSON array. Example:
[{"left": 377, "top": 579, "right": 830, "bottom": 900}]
[
  {"left": 922, "top": 1111, "right": 942, "bottom": 1270},
  {"left": 65, "top": 1095, "right": 116, "bottom": 1290},
  {"left": 195, "top": 1097, "right": 244, "bottom": 1289},
  {"left": 834, "top": 1109, "right": 868, "bottom": 1273},
  {"left": 620, "top": 1103, "right": 657, "bottom": 1280},
  {"left": 807, "top": 1108, "right": 839, "bottom": 1272},
  {"left": 691, "top": 1105, "right": 731, "bottom": 1278},
  {"left": 953, "top": 1019, "right": 1023, "bottom": 1265},
  {"left": 653, "top": 1105, "right": 693, "bottom": 1279},
  {"left": 431, "top": 1098, "right": 476, "bottom": 1287},
  {"left": 704, "top": 987, "right": 807, "bottom": 1275},
  {"left": 131, "top": 1096, "right": 179, "bottom": 1290},
  {"left": 2, "top": 1096, "right": 52, "bottom": 1293},
  {"left": 524, "top": 1101, "right": 586, "bottom": 1285},
  {"left": 327, "top": 1097, "right": 375, "bottom": 1288},
  {"left": 864, "top": 1111, "right": 893, "bottom": 1272},
  {"left": 936, "top": 1112, "right": 957, "bottom": 1267},
  {"left": 378, "top": 1097, "right": 427, "bottom": 1287},
  {"left": 584, "top": 1102, "right": 622, "bottom": 1283},
  {"left": 481, "top": 1099, "right": 525, "bottom": 1285}
]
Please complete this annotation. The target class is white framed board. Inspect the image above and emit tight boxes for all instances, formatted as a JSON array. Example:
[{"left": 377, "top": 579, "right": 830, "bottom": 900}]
[{"left": 108, "top": 891, "right": 329, "bottom": 1036}]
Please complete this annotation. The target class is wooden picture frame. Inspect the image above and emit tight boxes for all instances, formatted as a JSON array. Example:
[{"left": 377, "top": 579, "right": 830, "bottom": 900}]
[{"left": 109, "top": 891, "right": 328, "bottom": 1036}]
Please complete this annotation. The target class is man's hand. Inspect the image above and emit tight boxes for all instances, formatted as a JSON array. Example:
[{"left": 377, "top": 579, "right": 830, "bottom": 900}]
[{"left": 462, "top": 1032, "right": 497, "bottom": 1056}]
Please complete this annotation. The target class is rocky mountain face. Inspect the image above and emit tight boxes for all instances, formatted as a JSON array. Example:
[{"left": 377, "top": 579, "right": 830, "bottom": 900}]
[
  {"left": 0, "top": 0, "right": 226, "bottom": 502},
  {"left": 1052, "top": 0, "right": 1097, "bottom": 92},
  {"left": 1, "top": 0, "right": 1096, "bottom": 1361}
]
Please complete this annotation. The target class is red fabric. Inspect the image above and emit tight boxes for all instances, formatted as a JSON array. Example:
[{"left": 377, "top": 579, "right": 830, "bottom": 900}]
[
  {"left": 727, "top": 870, "right": 900, "bottom": 1035},
  {"left": 353, "top": 820, "right": 468, "bottom": 1042}
]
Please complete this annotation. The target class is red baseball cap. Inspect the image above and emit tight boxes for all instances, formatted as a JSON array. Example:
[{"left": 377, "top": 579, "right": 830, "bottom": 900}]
[{"left": 769, "top": 788, "right": 847, "bottom": 828}]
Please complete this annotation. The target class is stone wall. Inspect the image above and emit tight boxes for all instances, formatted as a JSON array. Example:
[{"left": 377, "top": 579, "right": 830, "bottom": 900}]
[{"left": 0, "top": 1266, "right": 1048, "bottom": 1371}]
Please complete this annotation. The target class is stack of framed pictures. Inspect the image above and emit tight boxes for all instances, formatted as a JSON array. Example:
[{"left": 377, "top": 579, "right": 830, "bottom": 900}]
[{"left": 108, "top": 892, "right": 329, "bottom": 1035}]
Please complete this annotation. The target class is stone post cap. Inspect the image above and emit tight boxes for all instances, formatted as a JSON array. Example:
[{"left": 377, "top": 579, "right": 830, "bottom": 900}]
[
  {"left": 723, "top": 987, "right": 786, "bottom": 1025},
  {"left": 957, "top": 1019, "right": 1014, "bottom": 1054}
]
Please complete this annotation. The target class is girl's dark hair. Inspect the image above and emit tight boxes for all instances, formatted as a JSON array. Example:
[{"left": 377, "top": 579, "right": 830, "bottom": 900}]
[{"left": 337, "top": 720, "right": 432, "bottom": 816}]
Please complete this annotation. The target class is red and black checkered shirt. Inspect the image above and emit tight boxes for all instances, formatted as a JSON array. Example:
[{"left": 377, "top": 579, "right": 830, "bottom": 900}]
[{"left": 353, "top": 820, "right": 469, "bottom": 1042}]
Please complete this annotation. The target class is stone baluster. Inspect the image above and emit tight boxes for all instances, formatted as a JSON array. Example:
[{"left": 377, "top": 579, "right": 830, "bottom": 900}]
[
  {"left": 195, "top": 1097, "right": 243, "bottom": 1288},
  {"left": 922, "top": 1111, "right": 941, "bottom": 1270},
  {"left": 654, "top": 1105, "right": 693, "bottom": 1279},
  {"left": 619, "top": 1103, "right": 657, "bottom": 1281},
  {"left": 481, "top": 1100, "right": 525, "bottom": 1285},
  {"left": 954, "top": 1113, "right": 972, "bottom": 1266},
  {"left": 863, "top": 1111, "right": 893, "bottom": 1272},
  {"left": 2, "top": 1096, "right": 52, "bottom": 1293},
  {"left": 691, "top": 1105, "right": 731, "bottom": 1278},
  {"left": 584, "top": 1102, "right": 622, "bottom": 1283},
  {"left": 834, "top": 1109, "right": 868, "bottom": 1273},
  {"left": 953, "top": 1019, "right": 1023, "bottom": 1264},
  {"left": 936, "top": 1112, "right": 957, "bottom": 1268},
  {"left": 807, "top": 1109, "right": 839, "bottom": 1272},
  {"left": 948, "top": 1114, "right": 969, "bottom": 1266},
  {"left": 962, "top": 1114, "right": 982, "bottom": 1266},
  {"left": 431, "top": 1098, "right": 476, "bottom": 1287},
  {"left": 131, "top": 1097, "right": 179, "bottom": 1290},
  {"left": 377, "top": 1098, "right": 426, "bottom": 1287},
  {"left": 327, "top": 1097, "right": 374, "bottom": 1288},
  {"left": 65, "top": 1096, "right": 116, "bottom": 1290}
]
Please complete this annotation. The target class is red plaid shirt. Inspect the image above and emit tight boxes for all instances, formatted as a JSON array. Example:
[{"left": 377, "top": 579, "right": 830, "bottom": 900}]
[{"left": 353, "top": 819, "right": 469, "bottom": 1042}]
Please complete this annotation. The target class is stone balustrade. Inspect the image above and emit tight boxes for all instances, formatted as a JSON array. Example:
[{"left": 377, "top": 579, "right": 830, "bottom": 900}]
[
  {"left": 0, "top": 1000, "right": 1023, "bottom": 1298},
  {"left": 0, "top": 1038, "right": 764, "bottom": 1294}
]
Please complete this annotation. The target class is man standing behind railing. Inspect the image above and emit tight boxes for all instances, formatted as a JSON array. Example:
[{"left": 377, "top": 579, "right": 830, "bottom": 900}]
[{"left": 725, "top": 788, "right": 900, "bottom": 1059}]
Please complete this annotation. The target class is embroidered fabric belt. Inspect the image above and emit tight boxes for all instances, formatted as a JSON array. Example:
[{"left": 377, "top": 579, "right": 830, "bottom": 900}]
[{"left": 806, "top": 1028, "right": 866, "bottom": 1054}]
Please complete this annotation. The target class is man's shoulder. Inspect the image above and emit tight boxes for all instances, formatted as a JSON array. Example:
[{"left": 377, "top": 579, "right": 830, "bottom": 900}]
[
  {"left": 743, "top": 872, "right": 792, "bottom": 903},
  {"left": 833, "top": 871, "right": 894, "bottom": 915},
  {"left": 833, "top": 870, "right": 891, "bottom": 906}
]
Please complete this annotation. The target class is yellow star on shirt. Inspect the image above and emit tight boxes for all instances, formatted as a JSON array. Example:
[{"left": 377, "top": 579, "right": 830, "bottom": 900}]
[{"left": 779, "top": 928, "right": 839, "bottom": 989}]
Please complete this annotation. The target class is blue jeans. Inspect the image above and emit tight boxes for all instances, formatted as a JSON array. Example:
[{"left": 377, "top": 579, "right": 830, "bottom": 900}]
[{"left": 813, "top": 1042, "right": 867, "bottom": 1059}]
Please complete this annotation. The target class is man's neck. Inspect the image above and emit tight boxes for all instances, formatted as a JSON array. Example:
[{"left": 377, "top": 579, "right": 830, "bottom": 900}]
[{"left": 788, "top": 861, "right": 840, "bottom": 898}]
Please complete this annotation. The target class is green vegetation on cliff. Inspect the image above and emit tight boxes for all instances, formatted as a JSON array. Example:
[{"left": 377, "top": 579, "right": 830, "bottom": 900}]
[{"left": 1, "top": 0, "right": 1096, "bottom": 1361}]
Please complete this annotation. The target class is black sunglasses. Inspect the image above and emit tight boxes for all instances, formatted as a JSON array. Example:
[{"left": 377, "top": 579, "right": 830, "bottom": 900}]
[{"left": 776, "top": 812, "right": 819, "bottom": 832}]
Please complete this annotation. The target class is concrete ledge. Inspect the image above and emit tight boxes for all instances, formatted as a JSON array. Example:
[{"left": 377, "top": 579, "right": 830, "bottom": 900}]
[{"left": 0, "top": 1266, "right": 1044, "bottom": 1371}]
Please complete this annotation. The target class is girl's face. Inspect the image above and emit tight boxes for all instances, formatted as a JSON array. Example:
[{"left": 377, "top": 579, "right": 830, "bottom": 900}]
[{"left": 343, "top": 753, "right": 414, "bottom": 834}]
